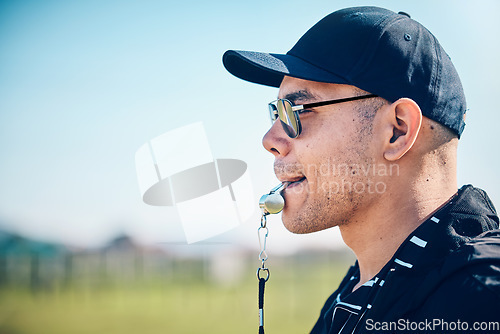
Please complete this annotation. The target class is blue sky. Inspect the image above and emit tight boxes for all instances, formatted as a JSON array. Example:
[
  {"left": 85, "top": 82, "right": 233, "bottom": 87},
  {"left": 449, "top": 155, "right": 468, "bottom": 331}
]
[{"left": 0, "top": 0, "right": 498, "bottom": 251}]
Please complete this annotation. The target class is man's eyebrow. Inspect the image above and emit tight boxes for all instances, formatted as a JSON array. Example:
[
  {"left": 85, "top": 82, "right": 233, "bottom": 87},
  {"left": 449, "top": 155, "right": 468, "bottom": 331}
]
[{"left": 282, "top": 90, "right": 316, "bottom": 104}]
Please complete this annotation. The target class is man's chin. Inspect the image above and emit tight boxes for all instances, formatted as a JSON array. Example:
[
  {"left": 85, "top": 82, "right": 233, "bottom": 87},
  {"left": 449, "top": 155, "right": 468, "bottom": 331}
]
[
  {"left": 282, "top": 207, "right": 338, "bottom": 234},
  {"left": 282, "top": 212, "right": 317, "bottom": 234}
]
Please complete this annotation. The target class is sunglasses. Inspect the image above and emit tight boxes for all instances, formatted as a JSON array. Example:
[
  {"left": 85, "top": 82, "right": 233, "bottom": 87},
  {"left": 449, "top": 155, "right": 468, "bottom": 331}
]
[{"left": 268, "top": 94, "right": 378, "bottom": 138}]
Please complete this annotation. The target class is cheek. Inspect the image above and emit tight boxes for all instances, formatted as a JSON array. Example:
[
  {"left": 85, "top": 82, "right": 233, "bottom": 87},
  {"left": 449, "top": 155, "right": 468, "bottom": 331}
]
[
  {"left": 307, "top": 140, "right": 374, "bottom": 192},
  {"left": 295, "top": 141, "right": 324, "bottom": 179},
  {"left": 298, "top": 113, "right": 371, "bottom": 182},
  {"left": 305, "top": 114, "right": 355, "bottom": 148}
]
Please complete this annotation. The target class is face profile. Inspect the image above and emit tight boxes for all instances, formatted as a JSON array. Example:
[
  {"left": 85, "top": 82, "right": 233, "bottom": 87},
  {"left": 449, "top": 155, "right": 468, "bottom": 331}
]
[{"left": 263, "top": 77, "right": 389, "bottom": 234}]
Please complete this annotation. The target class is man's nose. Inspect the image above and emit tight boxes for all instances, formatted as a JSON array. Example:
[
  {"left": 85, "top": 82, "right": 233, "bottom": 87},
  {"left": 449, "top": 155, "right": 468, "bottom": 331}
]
[{"left": 262, "top": 120, "right": 291, "bottom": 157}]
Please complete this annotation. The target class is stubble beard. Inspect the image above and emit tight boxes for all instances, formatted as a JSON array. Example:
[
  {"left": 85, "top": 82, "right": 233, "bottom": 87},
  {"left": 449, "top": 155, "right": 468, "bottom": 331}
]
[
  {"left": 281, "top": 144, "right": 375, "bottom": 234},
  {"left": 282, "top": 179, "right": 362, "bottom": 234}
]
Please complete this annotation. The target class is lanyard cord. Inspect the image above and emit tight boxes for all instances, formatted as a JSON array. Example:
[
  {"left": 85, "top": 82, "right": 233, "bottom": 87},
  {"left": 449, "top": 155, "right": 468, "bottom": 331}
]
[
  {"left": 257, "top": 213, "right": 270, "bottom": 333},
  {"left": 258, "top": 276, "right": 266, "bottom": 334}
]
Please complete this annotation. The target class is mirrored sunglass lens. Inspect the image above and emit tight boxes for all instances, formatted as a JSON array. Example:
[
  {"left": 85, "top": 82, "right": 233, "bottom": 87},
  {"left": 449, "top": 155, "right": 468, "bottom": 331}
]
[
  {"left": 277, "top": 100, "right": 298, "bottom": 137},
  {"left": 268, "top": 103, "right": 278, "bottom": 121}
]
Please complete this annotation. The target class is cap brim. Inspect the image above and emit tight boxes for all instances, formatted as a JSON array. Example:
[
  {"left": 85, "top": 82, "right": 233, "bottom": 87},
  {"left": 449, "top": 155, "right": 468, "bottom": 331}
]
[{"left": 222, "top": 50, "right": 350, "bottom": 88}]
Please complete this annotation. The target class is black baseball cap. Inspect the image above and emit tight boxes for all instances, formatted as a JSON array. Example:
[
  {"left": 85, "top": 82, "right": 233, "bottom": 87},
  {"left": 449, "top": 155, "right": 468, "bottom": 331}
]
[{"left": 223, "top": 6, "right": 466, "bottom": 137}]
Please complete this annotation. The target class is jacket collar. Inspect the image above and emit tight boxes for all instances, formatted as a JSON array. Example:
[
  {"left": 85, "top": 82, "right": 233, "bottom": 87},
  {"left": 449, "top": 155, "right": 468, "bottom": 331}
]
[{"left": 362, "top": 185, "right": 499, "bottom": 324}]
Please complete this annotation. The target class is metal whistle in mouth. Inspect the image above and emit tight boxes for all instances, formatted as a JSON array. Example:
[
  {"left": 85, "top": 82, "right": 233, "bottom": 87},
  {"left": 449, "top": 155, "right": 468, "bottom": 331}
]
[{"left": 259, "top": 182, "right": 289, "bottom": 215}]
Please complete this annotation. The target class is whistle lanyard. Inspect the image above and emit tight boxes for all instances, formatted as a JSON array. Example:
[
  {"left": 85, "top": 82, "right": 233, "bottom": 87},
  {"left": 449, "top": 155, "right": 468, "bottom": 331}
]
[{"left": 257, "top": 213, "right": 270, "bottom": 334}]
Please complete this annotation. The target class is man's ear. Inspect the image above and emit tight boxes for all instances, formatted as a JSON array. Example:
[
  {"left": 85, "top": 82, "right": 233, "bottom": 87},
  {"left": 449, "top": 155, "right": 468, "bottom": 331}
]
[{"left": 382, "top": 98, "right": 422, "bottom": 161}]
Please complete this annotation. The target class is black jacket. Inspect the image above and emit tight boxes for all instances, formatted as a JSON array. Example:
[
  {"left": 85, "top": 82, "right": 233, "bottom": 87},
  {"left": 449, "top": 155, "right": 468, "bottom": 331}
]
[{"left": 311, "top": 185, "right": 500, "bottom": 334}]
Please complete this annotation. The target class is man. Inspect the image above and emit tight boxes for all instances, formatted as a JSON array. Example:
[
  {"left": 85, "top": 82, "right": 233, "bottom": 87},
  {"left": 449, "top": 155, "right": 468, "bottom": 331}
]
[{"left": 223, "top": 6, "right": 500, "bottom": 334}]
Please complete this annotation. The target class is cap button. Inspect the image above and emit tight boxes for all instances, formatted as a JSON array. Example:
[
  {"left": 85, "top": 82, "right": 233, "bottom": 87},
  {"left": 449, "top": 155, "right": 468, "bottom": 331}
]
[{"left": 398, "top": 11, "right": 411, "bottom": 18}]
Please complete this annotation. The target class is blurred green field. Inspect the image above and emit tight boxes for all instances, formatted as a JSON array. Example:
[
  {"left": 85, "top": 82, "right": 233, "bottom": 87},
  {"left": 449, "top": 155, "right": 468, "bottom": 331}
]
[{"left": 0, "top": 255, "right": 352, "bottom": 334}]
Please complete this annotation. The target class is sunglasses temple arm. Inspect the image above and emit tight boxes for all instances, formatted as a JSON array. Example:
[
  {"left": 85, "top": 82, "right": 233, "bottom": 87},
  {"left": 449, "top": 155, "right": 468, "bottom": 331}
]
[{"left": 303, "top": 94, "right": 378, "bottom": 109}]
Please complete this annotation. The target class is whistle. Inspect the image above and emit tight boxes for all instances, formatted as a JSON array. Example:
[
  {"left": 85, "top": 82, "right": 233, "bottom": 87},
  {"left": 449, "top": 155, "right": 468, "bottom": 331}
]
[{"left": 259, "top": 182, "right": 289, "bottom": 215}]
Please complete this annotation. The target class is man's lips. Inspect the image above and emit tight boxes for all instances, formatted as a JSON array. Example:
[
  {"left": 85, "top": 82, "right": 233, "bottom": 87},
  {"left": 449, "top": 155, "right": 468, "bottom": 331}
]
[
  {"left": 279, "top": 176, "right": 305, "bottom": 183},
  {"left": 284, "top": 177, "right": 306, "bottom": 189}
]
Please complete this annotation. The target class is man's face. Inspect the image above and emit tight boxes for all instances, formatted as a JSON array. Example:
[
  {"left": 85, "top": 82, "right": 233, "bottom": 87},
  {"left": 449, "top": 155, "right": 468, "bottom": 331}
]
[{"left": 262, "top": 76, "right": 381, "bottom": 233}]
